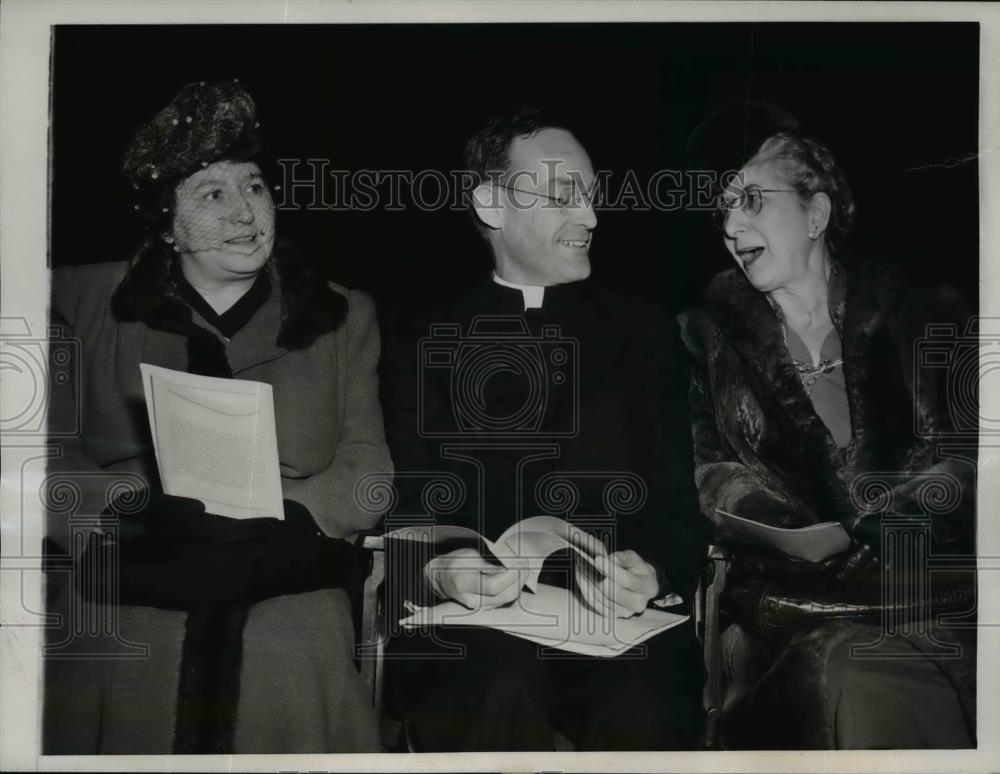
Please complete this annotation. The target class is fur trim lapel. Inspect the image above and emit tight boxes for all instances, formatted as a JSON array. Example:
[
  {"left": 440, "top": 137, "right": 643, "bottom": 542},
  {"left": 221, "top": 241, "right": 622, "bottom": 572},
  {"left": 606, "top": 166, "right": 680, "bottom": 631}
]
[
  {"left": 703, "top": 266, "right": 864, "bottom": 523},
  {"left": 839, "top": 262, "right": 902, "bottom": 469},
  {"left": 110, "top": 238, "right": 347, "bottom": 376},
  {"left": 704, "top": 268, "right": 844, "bottom": 460},
  {"left": 271, "top": 240, "right": 348, "bottom": 350},
  {"left": 702, "top": 261, "right": 921, "bottom": 527}
]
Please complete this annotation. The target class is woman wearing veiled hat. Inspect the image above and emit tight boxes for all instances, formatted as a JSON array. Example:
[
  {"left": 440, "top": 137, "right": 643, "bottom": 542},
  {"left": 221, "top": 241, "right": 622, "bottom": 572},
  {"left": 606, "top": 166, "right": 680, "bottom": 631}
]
[{"left": 44, "top": 81, "right": 389, "bottom": 753}]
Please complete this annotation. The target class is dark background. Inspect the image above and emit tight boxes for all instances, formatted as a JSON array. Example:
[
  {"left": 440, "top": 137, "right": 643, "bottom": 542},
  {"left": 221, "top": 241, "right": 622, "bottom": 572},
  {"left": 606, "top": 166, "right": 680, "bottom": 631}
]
[{"left": 51, "top": 23, "right": 979, "bottom": 322}]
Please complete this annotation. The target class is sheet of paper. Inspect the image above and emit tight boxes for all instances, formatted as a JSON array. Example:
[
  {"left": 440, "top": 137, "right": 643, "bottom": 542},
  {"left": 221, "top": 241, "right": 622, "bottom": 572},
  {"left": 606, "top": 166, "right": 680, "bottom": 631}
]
[
  {"left": 140, "top": 363, "right": 285, "bottom": 520},
  {"left": 491, "top": 515, "right": 605, "bottom": 591},
  {"left": 399, "top": 583, "right": 688, "bottom": 657},
  {"left": 714, "top": 508, "right": 850, "bottom": 563},
  {"left": 386, "top": 515, "right": 607, "bottom": 592},
  {"left": 384, "top": 524, "right": 486, "bottom": 544}
]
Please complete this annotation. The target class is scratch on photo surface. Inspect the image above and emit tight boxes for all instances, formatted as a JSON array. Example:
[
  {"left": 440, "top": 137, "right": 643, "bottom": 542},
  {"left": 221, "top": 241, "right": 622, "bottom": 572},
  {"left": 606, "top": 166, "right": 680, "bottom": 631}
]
[
  {"left": 3, "top": 629, "right": 24, "bottom": 676},
  {"left": 905, "top": 150, "right": 991, "bottom": 172}
]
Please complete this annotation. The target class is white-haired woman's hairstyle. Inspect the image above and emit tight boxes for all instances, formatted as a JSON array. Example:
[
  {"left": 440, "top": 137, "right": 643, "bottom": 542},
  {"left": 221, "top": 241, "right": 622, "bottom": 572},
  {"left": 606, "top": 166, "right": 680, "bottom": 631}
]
[{"left": 750, "top": 132, "right": 856, "bottom": 253}]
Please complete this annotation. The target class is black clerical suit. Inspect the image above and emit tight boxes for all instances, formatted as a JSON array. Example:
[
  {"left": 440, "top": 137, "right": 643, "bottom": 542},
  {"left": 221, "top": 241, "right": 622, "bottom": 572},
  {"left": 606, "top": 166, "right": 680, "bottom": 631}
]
[{"left": 379, "top": 278, "right": 709, "bottom": 751}]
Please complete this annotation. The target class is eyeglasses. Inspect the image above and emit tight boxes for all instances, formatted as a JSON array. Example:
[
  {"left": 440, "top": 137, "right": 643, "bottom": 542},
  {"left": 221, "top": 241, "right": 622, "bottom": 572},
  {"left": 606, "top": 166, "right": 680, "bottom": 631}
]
[
  {"left": 713, "top": 185, "right": 797, "bottom": 230},
  {"left": 498, "top": 184, "right": 596, "bottom": 210}
]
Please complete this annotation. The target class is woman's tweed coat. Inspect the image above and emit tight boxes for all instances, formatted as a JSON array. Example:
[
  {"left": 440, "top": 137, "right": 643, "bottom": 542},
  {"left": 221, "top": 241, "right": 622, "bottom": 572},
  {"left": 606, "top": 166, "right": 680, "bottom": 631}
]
[{"left": 44, "top": 248, "right": 392, "bottom": 753}]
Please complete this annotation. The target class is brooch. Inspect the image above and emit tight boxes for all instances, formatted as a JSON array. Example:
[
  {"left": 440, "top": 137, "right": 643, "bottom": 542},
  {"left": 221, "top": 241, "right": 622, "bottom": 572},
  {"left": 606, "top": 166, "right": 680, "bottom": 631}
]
[{"left": 792, "top": 357, "right": 844, "bottom": 393}]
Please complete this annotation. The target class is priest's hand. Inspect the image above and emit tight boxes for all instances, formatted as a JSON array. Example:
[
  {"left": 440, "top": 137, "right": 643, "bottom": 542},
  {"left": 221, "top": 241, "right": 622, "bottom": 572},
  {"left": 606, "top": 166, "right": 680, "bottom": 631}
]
[
  {"left": 570, "top": 528, "right": 660, "bottom": 618},
  {"left": 423, "top": 547, "right": 521, "bottom": 611}
]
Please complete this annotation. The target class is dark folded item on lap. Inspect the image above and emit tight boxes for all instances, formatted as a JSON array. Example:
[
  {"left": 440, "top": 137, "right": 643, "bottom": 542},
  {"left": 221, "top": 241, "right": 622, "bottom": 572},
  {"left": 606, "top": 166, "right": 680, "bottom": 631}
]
[
  {"left": 78, "top": 493, "right": 364, "bottom": 610},
  {"left": 74, "top": 493, "right": 364, "bottom": 753},
  {"left": 112, "top": 527, "right": 358, "bottom": 609}
]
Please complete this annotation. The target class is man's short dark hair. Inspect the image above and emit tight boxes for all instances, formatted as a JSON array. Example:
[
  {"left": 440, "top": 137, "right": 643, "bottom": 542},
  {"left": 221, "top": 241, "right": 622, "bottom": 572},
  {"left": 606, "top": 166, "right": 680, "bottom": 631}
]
[
  {"left": 463, "top": 107, "right": 570, "bottom": 233},
  {"left": 464, "top": 107, "right": 568, "bottom": 185}
]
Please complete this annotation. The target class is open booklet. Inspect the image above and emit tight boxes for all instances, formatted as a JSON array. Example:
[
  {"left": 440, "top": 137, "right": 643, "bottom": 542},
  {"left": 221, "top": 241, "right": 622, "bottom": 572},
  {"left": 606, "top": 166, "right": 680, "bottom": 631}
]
[
  {"left": 399, "top": 583, "right": 687, "bottom": 657},
  {"left": 387, "top": 515, "right": 689, "bottom": 656},
  {"left": 139, "top": 363, "right": 285, "bottom": 520},
  {"left": 714, "top": 508, "right": 850, "bottom": 563}
]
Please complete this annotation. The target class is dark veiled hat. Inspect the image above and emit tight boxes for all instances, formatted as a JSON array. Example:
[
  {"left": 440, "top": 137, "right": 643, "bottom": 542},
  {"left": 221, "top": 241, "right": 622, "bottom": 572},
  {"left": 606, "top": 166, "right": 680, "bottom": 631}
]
[{"left": 122, "top": 80, "right": 261, "bottom": 191}]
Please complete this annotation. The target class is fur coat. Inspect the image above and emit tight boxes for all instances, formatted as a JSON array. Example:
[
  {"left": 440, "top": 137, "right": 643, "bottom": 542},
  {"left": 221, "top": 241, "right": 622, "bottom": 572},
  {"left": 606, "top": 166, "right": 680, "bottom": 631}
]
[
  {"left": 679, "top": 259, "right": 975, "bottom": 548},
  {"left": 679, "top": 259, "right": 977, "bottom": 748}
]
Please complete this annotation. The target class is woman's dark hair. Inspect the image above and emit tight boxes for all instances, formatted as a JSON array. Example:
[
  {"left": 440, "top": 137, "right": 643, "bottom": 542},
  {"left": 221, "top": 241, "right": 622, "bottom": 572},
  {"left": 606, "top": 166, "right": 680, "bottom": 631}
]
[
  {"left": 748, "top": 132, "right": 856, "bottom": 253},
  {"left": 131, "top": 181, "right": 182, "bottom": 238}
]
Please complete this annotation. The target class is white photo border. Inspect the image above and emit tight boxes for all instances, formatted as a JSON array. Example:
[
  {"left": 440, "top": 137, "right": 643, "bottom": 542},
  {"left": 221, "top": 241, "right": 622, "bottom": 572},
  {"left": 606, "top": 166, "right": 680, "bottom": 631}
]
[{"left": 2, "top": 1, "right": 998, "bottom": 771}]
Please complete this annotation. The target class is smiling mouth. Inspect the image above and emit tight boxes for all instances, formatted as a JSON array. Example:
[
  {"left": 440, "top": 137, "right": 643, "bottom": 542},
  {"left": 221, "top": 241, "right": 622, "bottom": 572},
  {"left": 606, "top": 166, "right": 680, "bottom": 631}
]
[
  {"left": 223, "top": 232, "right": 265, "bottom": 254},
  {"left": 558, "top": 238, "right": 590, "bottom": 249},
  {"left": 226, "top": 233, "right": 258, "bottom": 245},
  {"left": 736, "top": 246, "right": 764, "bottom": 267}
]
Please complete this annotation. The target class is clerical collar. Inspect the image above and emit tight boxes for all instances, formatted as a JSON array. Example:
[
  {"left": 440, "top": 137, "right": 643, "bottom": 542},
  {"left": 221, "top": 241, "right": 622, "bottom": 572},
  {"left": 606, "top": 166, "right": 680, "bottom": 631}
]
[{"left": 491, "top": 272, "right": 545, "bottom": 310}]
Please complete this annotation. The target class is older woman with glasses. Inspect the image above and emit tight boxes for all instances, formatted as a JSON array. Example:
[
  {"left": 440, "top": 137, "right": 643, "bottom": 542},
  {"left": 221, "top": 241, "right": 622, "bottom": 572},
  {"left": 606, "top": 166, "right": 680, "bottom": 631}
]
[{"left": 679, "top": 131, "right": 975, "bottom": 748}]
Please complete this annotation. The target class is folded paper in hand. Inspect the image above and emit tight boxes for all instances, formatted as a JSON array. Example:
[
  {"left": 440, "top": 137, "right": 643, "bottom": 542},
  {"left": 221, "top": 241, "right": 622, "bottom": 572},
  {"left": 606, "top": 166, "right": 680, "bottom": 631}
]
[
  {"left": 140, "top": 363, "right": 284, "bottom": 520},
  {"left": 388, "top": 516, "right": 689, "bottom": 656},
  {"left": 388, "top": 515, "right": 605, "bottom": 593},
  {"left": 714, "top": 508, "right": 850, "bottom": 563}
]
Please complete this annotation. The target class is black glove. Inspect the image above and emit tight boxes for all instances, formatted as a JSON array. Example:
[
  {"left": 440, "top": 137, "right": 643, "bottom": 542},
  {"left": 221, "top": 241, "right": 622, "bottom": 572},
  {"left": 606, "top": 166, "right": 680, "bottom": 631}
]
[
  {"left": 849, "top": 514, "right": 882, "bottom": 555},
  {"left": 103, "top": 490, "right": 204, "bottom": 535},
  {"left": 827, "top": 541, "right": 880, "bottom": 587},
  {"left": 84, "top": 493, "right": 362, "bottom": 610},
  {"left": 108, "top": 489, "right": 323, "bottom": 542}
]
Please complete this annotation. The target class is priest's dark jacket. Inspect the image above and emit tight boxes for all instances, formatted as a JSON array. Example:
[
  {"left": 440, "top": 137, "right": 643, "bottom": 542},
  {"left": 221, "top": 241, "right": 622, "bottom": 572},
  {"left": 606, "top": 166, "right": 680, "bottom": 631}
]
[{"left": 378, "top": 277, "right": 710, "bottom": 751}]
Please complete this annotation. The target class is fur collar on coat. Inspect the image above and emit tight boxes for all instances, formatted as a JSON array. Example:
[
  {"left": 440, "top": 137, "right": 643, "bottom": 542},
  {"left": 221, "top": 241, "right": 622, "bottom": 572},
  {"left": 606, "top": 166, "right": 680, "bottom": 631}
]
[
  {"left": 110, "top": 238, "right": 347, "bottom": 377},
  {"left": 680, "top": 259, "right": 974, "bottom": 547}
]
